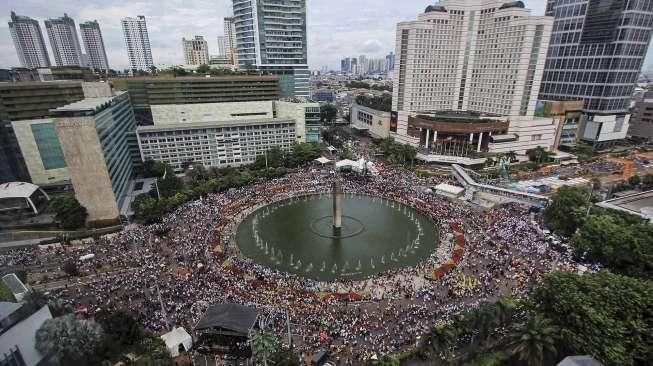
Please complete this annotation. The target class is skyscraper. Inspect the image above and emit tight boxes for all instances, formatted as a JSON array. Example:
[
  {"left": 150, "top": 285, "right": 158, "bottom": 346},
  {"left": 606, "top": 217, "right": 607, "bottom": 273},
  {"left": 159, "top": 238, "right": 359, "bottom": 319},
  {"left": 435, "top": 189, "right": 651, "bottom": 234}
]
[
  {"left": 539, "top": 0, "right": 653, "bottom": 145},
  {"left": 385, "top": 52, "right": 395, "bottom": 72},
  {"left": 8, "top": 11, "right": 51, "bottom": 68},
  {"left": 341, "top": 57, "right": 351, "bottom": 74},
  {"left": 44, "top": 14, "right": 83, "bottom": 67},
  {"left": 224, "top": 16, "right": 238, "bottom": 65},
  {"left": 232, "top": 0, "right": 309, "bottom": 98},
  {"left": 217, "top": 36, "right": 228, "bottom": 58},
  {"left": 121, "top": 15, "right": 154, "bottom": 72},
  {"left": 79, "top": 20, "right": 109, "bottom": 71},
  {"left": 183, "top": 36, "right": 210, "bottom": 65}
]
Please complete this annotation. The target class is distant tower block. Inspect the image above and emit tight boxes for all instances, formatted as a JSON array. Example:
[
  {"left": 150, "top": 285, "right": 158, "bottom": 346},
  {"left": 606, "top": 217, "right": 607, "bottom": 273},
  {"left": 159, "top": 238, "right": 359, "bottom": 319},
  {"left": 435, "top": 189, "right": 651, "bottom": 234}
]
[{"left": 332, "top": 180, "right": 342, "bottom": 235}]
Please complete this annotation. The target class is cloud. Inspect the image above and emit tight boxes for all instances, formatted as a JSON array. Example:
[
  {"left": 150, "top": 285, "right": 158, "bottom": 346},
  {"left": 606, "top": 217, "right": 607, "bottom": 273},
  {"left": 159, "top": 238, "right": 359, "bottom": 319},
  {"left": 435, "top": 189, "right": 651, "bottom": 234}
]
[{"left": 2, "top": 0, "right": 652, "bottom": 72}]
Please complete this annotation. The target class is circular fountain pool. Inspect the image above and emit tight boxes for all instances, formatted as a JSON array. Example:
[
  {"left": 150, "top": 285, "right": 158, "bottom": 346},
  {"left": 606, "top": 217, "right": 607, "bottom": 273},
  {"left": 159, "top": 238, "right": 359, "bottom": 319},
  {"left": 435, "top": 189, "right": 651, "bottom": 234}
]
[{"left": 235, "top": 193, "right": 439, "bottom": 281}]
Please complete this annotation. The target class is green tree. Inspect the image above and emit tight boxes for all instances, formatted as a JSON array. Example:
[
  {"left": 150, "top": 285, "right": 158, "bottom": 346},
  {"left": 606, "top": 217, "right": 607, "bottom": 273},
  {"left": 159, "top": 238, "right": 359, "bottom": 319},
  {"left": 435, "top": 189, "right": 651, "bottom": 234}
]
[
  {"left": 543, "top": 186, "right": 590, "bottom": 236},
  {"left": 270, "top": 346, "right": 301, "bottom": 366},
  {"left": 355, "top": 94, "right": 392, "bottom": 112},
  {"left": 506, "top": 151, "right": 517, "bottom": 163},
  {"left": 96, "top": 310, "right": 143, "bottom": 353},
  {"left": 628, "top": 174, "right": 641, "bottom": 187},
  {"left": 526, "top": 146, "right": 554, "bottom": 164},
  {"left": 134, "top": 196, "right": 167, "bottom": 224},
  {"left": 533, "top": 271, "right": 653, "bottom": 366},
  {"left": 138, "top": 336, "right": 170, "bottom": 365},
  {"left": 35, "top": 315, "right": 104, "bottom": 365},
  {"left": 425, "top": 324, "right": 458, "bottom": 360},
  {"left": 196, "top": 64, "right": 211, "bottom": 74},
  {"left": 378, "top": 355, "right": 400, "bottom": 366},
  {"left": 63, "top": 260, "right": 80, "bottom": 277},
  {"left": 0, "top": 281, "right": 15, "bottom": 302},
  {"left": 572, "top": 213, "right": 652, "bottom": 278},
  {"left": 50, "top": 195, "right": 88, "bottom": 229},
  {"left": 642, "top": 173, "right": 653, "bottom": 189},
  {"left": 506, "top": 314, "right": 559, "bottom": 366},
  {"left": 320, "top": 103, "right": 338, "bottom": 123},
  {"left": 250, "top": 330, "right": 278, "bottom": 366},
  {"left": 322, "top": 126, "right": 352, "bottom": 147}
]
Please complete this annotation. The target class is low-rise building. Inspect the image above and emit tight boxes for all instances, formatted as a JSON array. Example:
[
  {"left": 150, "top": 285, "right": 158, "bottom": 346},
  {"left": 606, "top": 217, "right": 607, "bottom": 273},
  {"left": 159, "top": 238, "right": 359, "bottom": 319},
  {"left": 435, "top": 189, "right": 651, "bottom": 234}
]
[
  {"left": 0, "top": 303, "right": 53, "bottom": 366},
  {"left": 137, "top": 119, "right": 297, "bottom": 172},
  {"left": 351, "top": 103, "right": 391, "bottom": 139}
]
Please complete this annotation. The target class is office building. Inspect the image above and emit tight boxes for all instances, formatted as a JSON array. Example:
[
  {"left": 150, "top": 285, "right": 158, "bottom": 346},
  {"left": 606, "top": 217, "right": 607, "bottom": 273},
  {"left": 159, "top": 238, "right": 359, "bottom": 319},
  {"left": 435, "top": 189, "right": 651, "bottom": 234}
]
[
  {"left": 391, "top": 1, "right": 557, "bottom": 160},
  {"left": 121, "top": 15, "right": 154, "bottom": 72},
  {"left": 224, "top": 16, "right": 238, "bottom": 65},
  {"left": 351, "top": 103, "right": 391, "bottom": 139},
  {"left": 111, "top": 75, "right": 280, "bottom": 125},
  {"left": 232, "top": 0, "right": 309, "bottom": 98},
  {"left": 0, "top": 81, "right": 86, "bottom": 183},
  {"left": 539, "top": 0, "right": 653, "bottom": 145},
  {"left": 11, "top": 119, "right": 69, "bottom": 186},
  {"left": 8, "top": 11, "right": 51, "bottom": 69},
  {"left": 629, "top": 90, "right": 653, "bottom": 140},
  {"left": 183, "top": 36, "right": 210, "bottom": 65},
  {"left": 44, "top": 14, "right": 83, "bottom": 67},
  {"left": 137, "top": 100, "right": 318, "bottom": 171},
  {"left": 79, "top": 20, "right": 109, "bottom": 71},
  {"left": 53, "top": 92, "right": 137, "bottom": 225},
  {"left": 341, "top": 58, "right": 351, "bottom": 74}
]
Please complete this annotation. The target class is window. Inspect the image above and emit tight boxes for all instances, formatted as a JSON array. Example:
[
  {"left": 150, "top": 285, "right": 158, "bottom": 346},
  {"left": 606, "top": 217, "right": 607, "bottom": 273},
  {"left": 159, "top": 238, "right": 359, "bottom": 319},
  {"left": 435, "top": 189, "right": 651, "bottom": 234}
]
[
  {"left": 614, "top": 116, "right": 625, "bottom": 132},
  {"left": 531, "top": 134, "right": 542, "bottom": 141}
]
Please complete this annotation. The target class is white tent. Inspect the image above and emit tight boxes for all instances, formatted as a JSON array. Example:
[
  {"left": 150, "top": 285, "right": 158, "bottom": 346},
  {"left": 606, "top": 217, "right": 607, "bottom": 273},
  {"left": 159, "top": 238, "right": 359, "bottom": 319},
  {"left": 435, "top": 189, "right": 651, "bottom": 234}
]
[
  {"left": 315, "top": 157, "right": 332, "bottom": 165},
  {"left": 335, "top": 158, "right": 378, "bottom": 176},
  {"left": 160, "top": 327, "right": 192, "bottom": 357},
  {"left": 434, "top": 184, "right": 465, "bottom": 198}
]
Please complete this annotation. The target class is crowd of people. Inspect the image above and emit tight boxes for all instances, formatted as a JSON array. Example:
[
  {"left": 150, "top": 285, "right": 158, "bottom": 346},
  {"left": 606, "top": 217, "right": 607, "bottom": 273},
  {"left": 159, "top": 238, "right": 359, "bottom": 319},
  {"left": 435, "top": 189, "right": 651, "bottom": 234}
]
[{"left": 0, "top": 162, "right": 587, "bottom": 364}]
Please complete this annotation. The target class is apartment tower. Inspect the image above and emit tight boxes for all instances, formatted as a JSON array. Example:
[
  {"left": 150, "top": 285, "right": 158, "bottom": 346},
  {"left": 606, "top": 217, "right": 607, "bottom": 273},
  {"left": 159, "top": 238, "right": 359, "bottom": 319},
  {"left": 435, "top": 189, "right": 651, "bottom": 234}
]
[
  {"left": 224, "top": 16, "right": 238, "bottom": 65},
  {"left": 232, "top": 0, "right": 309, "bottom": 98},
  {"left": 8, "top": 11, "right": 51, "bottom": 68},
  {"left": 44, "top": 14, "right": 83, "bottom": 67},
  {"left": 121, "top": 15, "right": 154, "bottom": 72},
  {"left": 79, "top": 20, "right": 109, "bottom": 71}
]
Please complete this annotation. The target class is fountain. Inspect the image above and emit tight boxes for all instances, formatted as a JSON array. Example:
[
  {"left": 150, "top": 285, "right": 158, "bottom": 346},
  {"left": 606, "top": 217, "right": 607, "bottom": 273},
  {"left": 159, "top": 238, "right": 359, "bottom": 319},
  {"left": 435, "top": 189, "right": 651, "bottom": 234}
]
[{"left": 236, "top": 184, "right": 439, "bottom": 281}]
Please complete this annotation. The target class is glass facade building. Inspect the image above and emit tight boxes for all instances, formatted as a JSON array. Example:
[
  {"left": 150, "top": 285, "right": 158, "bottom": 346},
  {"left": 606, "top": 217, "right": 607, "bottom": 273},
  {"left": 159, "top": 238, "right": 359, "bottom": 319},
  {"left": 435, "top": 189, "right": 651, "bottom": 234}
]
[
  {"left": 540, "top": 0, "right": 653, "bottom": 114},
  {"left": 31, "top": 122, "right": 66, "bottom": 170},
  {"left": 232, "top": 0, "right": 309, "bottom": 98}
]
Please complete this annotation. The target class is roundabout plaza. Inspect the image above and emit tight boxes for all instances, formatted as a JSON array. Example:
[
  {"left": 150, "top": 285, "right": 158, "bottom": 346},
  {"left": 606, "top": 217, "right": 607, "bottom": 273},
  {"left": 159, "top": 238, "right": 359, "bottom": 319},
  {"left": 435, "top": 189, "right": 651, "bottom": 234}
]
[{"left": 2, "top": 164, "right": 584, "bottom": 363}]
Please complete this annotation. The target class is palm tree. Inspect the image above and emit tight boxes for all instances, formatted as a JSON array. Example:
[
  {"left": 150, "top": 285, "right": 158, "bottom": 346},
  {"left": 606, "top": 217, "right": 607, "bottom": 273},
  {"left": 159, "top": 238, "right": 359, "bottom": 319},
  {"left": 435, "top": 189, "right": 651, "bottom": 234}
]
[
  {"left": 427, "top": 324, "right": 458, "bottom": 359},
  {"left": 507, "top": 315, "right": 559, "bottom": 366}
]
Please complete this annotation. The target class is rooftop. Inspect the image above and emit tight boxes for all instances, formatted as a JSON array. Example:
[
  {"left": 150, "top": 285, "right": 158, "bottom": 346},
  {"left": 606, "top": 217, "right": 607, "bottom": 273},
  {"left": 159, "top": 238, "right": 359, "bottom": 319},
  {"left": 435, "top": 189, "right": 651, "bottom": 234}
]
[
  {"left": 0, "top": 182, "right": 41, "bottom": 200},
  {"left": 0, "top": 302, "right": 23, "bottom": 321},
  {"left": 195, "top": 303, "right": 258, "bottom": 335},
  {"left": 52, "top": 91, "right": 126, "bottom": 113},
  {"left": 137, "top": 117, "right": 295, "bottom": 132},
  {"left": 596, "top": 190, "right": 653, "bottom": 222}
]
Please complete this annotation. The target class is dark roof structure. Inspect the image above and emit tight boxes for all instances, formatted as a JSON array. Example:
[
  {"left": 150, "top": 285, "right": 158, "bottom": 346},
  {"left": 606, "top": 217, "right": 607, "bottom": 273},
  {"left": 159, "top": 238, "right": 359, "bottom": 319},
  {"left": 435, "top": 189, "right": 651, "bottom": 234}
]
[
  {"left": 195, "top": 303, "right": 258, "bottom": 335},
  {"left": 499, "top": 1, "right": 525, "bottom": 10},
  {"left": 425, "top": 5, "right": 447, "bottom": 13}
]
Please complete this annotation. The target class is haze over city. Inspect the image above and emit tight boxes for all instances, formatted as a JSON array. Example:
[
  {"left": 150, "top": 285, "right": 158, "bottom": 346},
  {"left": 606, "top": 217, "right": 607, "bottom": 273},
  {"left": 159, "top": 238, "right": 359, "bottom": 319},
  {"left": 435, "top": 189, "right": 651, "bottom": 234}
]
[{"left": 1, "top": 0, "right": 564, "bottom": 71}]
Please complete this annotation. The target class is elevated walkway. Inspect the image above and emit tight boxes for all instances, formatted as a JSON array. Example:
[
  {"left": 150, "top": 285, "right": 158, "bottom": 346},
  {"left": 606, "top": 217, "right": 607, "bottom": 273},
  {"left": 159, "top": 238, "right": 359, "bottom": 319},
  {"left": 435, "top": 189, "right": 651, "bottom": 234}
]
[{"left": 451, "top": 164, "right": 549, "bottom": 206}]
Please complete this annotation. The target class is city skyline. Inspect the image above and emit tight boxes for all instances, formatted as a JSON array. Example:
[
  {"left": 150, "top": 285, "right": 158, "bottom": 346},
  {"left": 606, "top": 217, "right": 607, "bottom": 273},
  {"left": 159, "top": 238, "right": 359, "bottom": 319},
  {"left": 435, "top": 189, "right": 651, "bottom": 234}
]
[{"left": 0, "top": 0, "right": 586, "bottom": 72}]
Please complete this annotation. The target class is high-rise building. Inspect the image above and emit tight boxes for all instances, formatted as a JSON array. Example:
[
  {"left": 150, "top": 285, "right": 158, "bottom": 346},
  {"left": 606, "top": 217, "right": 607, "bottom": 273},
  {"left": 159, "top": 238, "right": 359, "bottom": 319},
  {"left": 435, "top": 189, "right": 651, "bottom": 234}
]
[
  {"left": 385, "top": 52, "right": 395, "bottom": 72},
  {"left": 341, "top": 58, "right": 351, "bottom": 74},
  {"left": 183, "top": 36, "right": 210, "bottom": 65},
  {"left": 44, "top": 14, "right": 83, "bottom": 67},
  {"left": 539, "top": 0, "right": 653, "bottom": 145},
  {"left": 8, "top": 11, "right": 51, "bottom": 69},
  {"left": 217, "top": 36, "right": 227, "bottom": 58},
  {"left": 391, "top": 1, "right": 558, "bottom": 159},
  {"left": 79, "top": 20, "right": 109, "bottom": 71},
  {"left": 358, "top": 55, "right": 367, "bottom": 75},
  {"left": 232, "top": 0, "right": 309, "bottom": 98},
  {"left": 224, "top": 16, "right": 238, "bottom": 65},
  {"left": 121, "top": 15, "right": 154, "bottom": 72}
]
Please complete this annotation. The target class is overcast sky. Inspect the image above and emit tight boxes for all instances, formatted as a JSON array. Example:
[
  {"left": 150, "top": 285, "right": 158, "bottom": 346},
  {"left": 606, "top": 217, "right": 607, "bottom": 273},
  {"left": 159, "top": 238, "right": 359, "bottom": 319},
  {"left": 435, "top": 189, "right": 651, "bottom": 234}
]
[{"left": 1, "top": 0, "right": 652, "bottom": 72}]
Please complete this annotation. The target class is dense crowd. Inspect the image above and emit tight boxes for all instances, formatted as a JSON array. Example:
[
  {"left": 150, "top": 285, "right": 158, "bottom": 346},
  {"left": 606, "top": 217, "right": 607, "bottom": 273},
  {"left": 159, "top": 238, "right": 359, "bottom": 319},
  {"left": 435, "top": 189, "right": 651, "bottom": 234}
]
[{"left": 0, "top": 163, "right": 585, "bottom": 364}]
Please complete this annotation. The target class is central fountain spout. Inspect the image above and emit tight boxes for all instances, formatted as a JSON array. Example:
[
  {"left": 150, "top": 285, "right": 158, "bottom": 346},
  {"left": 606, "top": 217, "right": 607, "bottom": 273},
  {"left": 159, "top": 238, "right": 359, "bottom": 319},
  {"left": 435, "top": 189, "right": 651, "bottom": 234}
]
[{"left": 332, "top": 180, "right": 342, "bottom": 236}]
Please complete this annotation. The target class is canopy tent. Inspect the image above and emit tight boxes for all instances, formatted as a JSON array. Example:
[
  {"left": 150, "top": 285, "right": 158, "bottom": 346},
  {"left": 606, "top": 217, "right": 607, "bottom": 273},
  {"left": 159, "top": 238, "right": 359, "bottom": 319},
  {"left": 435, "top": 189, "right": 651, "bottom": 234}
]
[
  {"left": 434, "top": 184, "right": 465, "bottom": 198},
  {"left": 160, "top": 327, "right": 192, "bottom": 358},
  {"left": 195, "top": 303, "right": 258, "bottom": 336},
  {"left": 335, "top": 158, "right": 378, "bottom": 176},
  {"left": 314, "top": 157, "right": 332, "bottom": 165}
]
